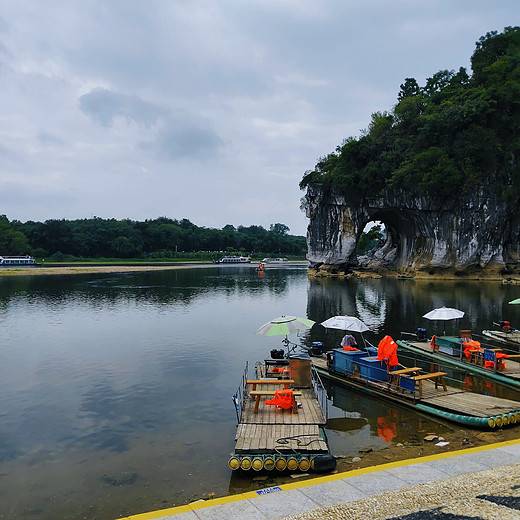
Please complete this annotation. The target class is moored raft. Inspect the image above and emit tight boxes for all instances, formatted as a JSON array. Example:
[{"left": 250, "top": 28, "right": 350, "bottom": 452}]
[
  {"left": 396, "top": 335, "right": 520, "bottom": 389},
  {"left": 311, "top": 342, "right": 520, "bottom": 430},
  {"left": 482, "top": 329, "right": 520, "bottom": 348},
  {"left": 229, "top": 358, "right": 336, "bottom": 473}
]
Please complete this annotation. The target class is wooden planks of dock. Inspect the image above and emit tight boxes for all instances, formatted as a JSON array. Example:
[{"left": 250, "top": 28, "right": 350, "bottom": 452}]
[
  {"left": 235, "top": 423, "right": 328, "bottom": 453},
  {"left": 234, "top": 381, "right": 328, "bottom": 456},
  {"left": 422, "top": 389, "right": 520, "bottom": 417}
]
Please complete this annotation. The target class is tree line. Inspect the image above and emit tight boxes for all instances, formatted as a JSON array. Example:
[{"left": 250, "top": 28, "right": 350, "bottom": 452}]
[
  {"left": 300, "top": 27, "right": 520, "bottom": 204},
  {"left": 0, "top": 215, "right": 307, "bottom": 260}
]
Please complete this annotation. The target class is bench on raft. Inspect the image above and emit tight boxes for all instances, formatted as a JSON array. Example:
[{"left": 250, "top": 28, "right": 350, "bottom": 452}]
[
  {"left": 388, "top": 367, "right": 421, "bottom": 387},
  {"left": 410, "top": 371, "right": 447, "bottom": 396},
  {"left": 249, "top": 389, "right": 303, "bottom": 414},
  {"left": 246, "top": 379, "right": 294, "bottom": 392}
]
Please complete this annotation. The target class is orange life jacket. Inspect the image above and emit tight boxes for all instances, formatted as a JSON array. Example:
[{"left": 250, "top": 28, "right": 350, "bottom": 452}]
[{"left": 265, "top": 389, "right": 294, "bottom": 409}]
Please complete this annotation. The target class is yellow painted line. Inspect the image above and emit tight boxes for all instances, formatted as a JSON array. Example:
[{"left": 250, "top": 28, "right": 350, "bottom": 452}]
[{"left": 117, "top": 438, "right": 520, "bottom": 519}]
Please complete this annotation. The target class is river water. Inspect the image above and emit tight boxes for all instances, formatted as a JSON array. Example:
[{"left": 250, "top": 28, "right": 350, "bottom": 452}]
[{"left": 0, "top": 266, "right": 519, "bottom": 519}]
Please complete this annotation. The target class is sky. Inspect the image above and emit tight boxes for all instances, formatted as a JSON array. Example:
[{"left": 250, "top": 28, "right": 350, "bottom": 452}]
[{"left": 1, "top": 1, "right": 519, "bottom": 236}]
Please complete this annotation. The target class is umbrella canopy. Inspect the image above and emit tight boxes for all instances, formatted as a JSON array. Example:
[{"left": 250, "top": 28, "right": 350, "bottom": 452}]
[
  {"left": 423, "top": 307, "right": 464, "bottom": 321},
  {"left": 509, "top": 298, "right": 520, "bottom": 304},
  {"left": 256, "top": 315, "right": 315, "bottom": 337},
  {"left": 320, "top": 315, "right": 369, "bottom": 332}
]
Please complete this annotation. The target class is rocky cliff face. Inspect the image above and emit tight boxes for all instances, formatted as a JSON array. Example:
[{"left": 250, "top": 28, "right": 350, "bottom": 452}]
[{"left": 302, "top": 184, "right": 520, "bottom": 277}]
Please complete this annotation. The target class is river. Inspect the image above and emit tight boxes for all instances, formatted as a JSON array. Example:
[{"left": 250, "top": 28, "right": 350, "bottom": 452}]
[{"left": 0, "top": 265, "right": 519, "bottom": 519}]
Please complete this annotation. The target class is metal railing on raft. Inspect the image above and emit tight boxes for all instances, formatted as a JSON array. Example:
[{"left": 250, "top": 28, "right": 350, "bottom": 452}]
[
  {"left": 232, "top": 361, "right": 248, "bottom": 424},
  {"left": 311, "top": 367, "right": 328, "bottom": 421}
]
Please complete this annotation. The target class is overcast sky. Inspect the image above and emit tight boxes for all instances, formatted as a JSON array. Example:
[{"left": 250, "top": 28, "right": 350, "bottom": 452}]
[{"left": 1, "top": 1, "right": 518, "bottom": 236}]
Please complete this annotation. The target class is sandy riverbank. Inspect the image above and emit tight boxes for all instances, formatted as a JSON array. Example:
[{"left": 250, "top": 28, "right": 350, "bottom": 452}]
[{"left": 0, "top": 264, "right": 199, "bottom": 277}]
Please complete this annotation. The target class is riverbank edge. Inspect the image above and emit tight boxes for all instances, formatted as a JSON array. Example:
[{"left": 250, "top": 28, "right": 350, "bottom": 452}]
[{"left": 308, "top": 266, "right": 520, "bottom": 283}]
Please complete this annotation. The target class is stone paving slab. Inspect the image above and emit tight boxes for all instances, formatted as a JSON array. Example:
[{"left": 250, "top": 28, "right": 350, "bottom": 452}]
[{"left": 120, "top": 439, "right": 520, "bottom": 520}]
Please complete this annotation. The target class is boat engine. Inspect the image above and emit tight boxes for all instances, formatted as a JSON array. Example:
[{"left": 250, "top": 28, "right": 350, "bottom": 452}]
[
  {"left": 310, "top": 342, "right": 324, "bottom": 356},
  {"left": 416, "top": 327, "right": 427, "bottom": 341},
  {"left": 270, "top": 348, "right": 285, "bottom": 359}
]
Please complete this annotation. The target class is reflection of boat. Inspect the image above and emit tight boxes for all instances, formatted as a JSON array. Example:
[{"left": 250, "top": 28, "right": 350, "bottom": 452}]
[
  {"left": 0, "top": 255, "right": 37, "bottom": 267},
  {"left": 213, "top": 255, "right": 251, "bottom": 264},
  {"left": 229, "top": 356, "right": 336, "bottom": 473},
  {"left": 396, "top": 335, "right": 520, "bottom": 389},
  {"left": 261, "top": 257, "right": 288, "bottom": 263},
  {"left": 311, "top": 341, "right": 520, "bottom": 429}
]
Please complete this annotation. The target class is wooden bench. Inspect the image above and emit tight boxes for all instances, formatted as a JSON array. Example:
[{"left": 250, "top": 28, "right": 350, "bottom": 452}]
[
  {"left": 411, "top": 371, "right": 447, "bottom": 396},
  {"left": 388, "top": 367, "right": 421, "bottom": 387},
  {"left": 249, "top": 390, "right": 302, "bottom": 414},
  {"left": 246, "top": 379, "right": 294, "bottom": 392}
]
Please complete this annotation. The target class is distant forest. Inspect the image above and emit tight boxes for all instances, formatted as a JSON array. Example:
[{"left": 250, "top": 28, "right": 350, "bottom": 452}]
[
  {"left": 0, "top": 215, "right": 307, "bottom": 260},
  {"left": 300, "top": 27, "right": 520, "bottom": 203}
]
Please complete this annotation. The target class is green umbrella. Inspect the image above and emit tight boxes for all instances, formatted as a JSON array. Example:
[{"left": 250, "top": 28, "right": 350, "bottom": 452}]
[
  {"left": 509, "top": 298, "right": 520, "bottom": 304},
  {"left": 256, "top": 315, "right": 315, "bottom": 337}
]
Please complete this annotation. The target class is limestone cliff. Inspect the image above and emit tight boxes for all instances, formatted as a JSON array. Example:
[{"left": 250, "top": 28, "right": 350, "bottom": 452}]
[{"left": 302, "top": 184, "right": 520, "bottom": 277}]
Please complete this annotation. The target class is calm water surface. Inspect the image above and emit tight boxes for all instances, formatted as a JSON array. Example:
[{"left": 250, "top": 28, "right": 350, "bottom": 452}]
[{"left": 1, "top": 266, "right": 519, "bottom": 519}]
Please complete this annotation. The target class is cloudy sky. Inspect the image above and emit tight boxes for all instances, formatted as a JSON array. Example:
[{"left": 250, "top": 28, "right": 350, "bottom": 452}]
[{"left": 1, "top": 1, "right": 518, "bottom": 236}]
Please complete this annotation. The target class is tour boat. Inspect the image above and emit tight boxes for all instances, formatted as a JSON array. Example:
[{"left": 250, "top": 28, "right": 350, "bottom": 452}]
[
  {"left": 0, "top": 255, "right": 37, "bottom": 267},
  {"left": 213, "top": 255, "right": 251, "bottom": 264},
  {"left": 261, "top": 257, "right": 289, "bottom": 263}
]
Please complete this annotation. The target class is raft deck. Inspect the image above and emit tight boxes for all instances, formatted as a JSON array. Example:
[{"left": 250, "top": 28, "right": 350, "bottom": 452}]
[
  {"left": 312, "top": 356, "right": 520, "bottom": 428},
  {"left": 398, "top": 338, "right": 520, "bottom": 385},
  {"left": 235, "top": 376, "right": 328, "bottom": 454},
  {"left": 482, "top": 330, "right": 520, "bottom": 348}
]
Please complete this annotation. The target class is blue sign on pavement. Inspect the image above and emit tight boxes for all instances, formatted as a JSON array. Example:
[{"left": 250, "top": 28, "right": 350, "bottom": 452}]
[{"left": 256, "top": 486, "right": 282, "bottom": 495}]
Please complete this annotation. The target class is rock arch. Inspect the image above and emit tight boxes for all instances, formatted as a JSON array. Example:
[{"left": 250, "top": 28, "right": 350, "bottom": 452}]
[{"left": 302, "top": 184, "right": 519, "bottom": 277}]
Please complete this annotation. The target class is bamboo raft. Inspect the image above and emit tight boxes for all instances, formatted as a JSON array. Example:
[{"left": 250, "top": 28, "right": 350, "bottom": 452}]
[
  {"left": 312, "top": 353, "right": 520, "bottom": 429},
  {"left": 482, "top": 329, "right": 520, "bottom": 348},
  {"left": 397, "top": 337, "right": 520, "bottom": 389},
  {"left": 229, "top": 361, "right": 335, "bottom": 473}
]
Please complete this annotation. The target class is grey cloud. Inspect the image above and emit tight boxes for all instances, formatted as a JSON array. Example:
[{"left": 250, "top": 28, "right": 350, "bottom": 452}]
[
  {"left": 79, "top": 87, "right": 223, "bottom": 160},
  {"left": 37, "top": 132, "right": 65, "bottom": 147},
  {"left": 78, "top": 88, "right": 166, "bottom": 127},
  {"left": 141, "top": 118, "right": 224, "bottom": 161}
]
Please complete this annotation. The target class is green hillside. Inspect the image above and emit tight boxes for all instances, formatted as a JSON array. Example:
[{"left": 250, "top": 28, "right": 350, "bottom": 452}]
[{"left": 300, "top": 27, "right": 520, "bottom": 204}]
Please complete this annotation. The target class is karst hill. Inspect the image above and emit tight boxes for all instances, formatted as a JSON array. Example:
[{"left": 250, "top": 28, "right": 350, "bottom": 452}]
[{"left": 300, "top": 27, "right": 520, "bottom": 279}]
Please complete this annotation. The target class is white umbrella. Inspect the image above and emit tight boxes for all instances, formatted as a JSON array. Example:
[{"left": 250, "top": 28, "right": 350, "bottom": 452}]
[
  {"left": 320, "top": 315, "right": 369, "bottom": 332},
  {"left": 320, "top": 315, "right": 369, "bottom": 347},
  {"left": 423, "top": 307, "right": 464, "bottom": 335}
]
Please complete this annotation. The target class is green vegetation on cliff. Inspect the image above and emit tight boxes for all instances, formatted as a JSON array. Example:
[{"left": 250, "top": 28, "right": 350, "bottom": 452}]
[{"left": 300, "top": 27, "right": 520, "bottom": 202}]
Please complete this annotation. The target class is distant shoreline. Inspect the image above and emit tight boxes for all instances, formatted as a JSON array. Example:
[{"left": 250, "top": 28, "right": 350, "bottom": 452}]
[
  {"left": 0, "top": 264, "right": 195, "bottom": 277},
  {"left": 0, "top": 261, "right": 309, "bottom": 277}
]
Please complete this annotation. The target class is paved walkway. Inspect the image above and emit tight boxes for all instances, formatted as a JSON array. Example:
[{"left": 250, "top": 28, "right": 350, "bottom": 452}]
[{"left": 121, "top": 439, "right": 520, "bottom": 520}]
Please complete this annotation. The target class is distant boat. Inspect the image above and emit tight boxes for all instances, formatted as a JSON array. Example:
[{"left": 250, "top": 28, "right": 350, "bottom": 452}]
[
  {"left": 213, "top": 255, "right": 251, "bottom": 264},
  {"left": 0, "top": 255, "right": 37, "bottom": 267},
  {"left": 261, "top": 257, "right": 289, "bottom": 263}
]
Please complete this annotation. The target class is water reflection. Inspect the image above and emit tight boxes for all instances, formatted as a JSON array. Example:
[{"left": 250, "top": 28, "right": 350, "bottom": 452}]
[
  {"left": 307, "top": 276, "right": 520, "bottom": 348},
  {"left": 324, "top": 382, "right": 451, "bottom": 454},
  {"left": 0, "top": 268, "right": 519, "bottom": 519}
]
